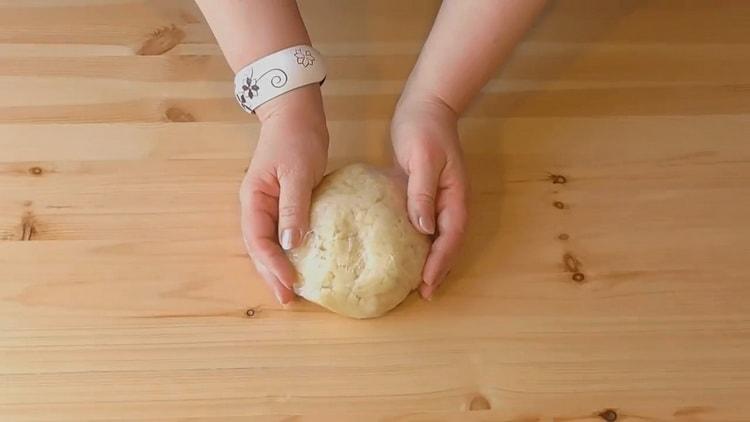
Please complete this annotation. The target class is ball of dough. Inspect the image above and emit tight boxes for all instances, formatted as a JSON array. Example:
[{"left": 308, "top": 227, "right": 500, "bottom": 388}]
[{"left": 287, "top": 164, "right": 430, "bottom": 319}]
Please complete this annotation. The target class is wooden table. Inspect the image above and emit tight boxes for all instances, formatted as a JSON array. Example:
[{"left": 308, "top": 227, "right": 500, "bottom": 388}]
[{"left": 2, "top": 1, "right": 750, "bottom": 420}]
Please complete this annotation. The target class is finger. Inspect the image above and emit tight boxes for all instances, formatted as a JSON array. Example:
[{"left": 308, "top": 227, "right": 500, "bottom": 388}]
[
  {"left": 422, "top": 178, "right": 468, "bottom": 287},
  {"left": 277, "top": 172, "right": 313, "bottom": 251},
  {"left": 418, "top": 281, "right": 439, "bottom": 301},
  {"left": 255, "top": 260, "right": 295, "bottom": 305},
  {"left": 407, "top": 156, "right": 441, "bottom": 235},
  {"left": 240, "top": 185, "right": 298, "bottom": 291}
]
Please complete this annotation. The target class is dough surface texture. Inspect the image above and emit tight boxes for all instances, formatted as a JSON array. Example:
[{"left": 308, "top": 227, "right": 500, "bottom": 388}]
[{"left": 288, "top": 164, "right": 430, "bottom": 318}]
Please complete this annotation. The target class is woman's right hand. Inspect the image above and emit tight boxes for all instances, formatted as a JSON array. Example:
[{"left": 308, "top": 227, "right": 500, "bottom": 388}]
[{"left": 239, "top": 85, "right": 329, "bottom": 304}]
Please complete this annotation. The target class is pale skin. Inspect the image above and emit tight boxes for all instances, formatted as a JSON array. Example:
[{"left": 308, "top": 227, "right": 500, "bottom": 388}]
[{"left": 196, "top": 0, "right": 546, "bottom": 304}]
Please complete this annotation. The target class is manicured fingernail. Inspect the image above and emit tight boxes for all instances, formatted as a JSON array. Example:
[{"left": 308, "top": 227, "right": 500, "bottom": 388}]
[
  {"left": 418, "top": 215, "right": 435, "bottom": 235},
  {"left": 280, "top": 228, "right": 299, "bottom": 251}
]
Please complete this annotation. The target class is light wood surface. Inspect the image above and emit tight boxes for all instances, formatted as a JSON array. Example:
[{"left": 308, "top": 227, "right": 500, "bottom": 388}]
[{"left": 2, "top": 1, "right": 750, "bottom": 420}]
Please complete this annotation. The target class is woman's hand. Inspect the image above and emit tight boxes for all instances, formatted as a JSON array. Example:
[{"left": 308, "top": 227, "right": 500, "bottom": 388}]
[
  {"left": 239, "top": 86, "right": 328, "bottom": 304},
  {"left": 391, "top": 95, "right": 469, "bottom": 300},
  {"left": 386, "top": 0, "right": 542, "bottom": 301}
]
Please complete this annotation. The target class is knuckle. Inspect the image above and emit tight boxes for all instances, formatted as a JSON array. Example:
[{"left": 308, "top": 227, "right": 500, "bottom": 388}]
[
  {"left": 279, "top": 169, "right": 315, "bottom": 192},
  {"left": 424, "top": 148, "right": 446, "bottom": 165},
  {"left": 453, "top": 221, "right": 469, "bottom": 238},
  {"left": 448, "top": 211, "right": 469, "bottom": 238},
  {"left": 411, "top": 151, "right": 444, "bottom": 173},
  {"left": 239, "top": 176, "right": 267, "bottom": 203},
  {"left": 239, "top": 189, "right": 257, "bottom": 207},
  {"left": 276, "top": 166, "right": 294, "bottom": 181},
  {"left": 278, "top": 165, "right": 308, "bottom": 184},
  {"left": 278, "top": 205, "right": 300, "bottom": 219},
  {"left": 430, "top": 241, "right": 452, "bottom": 258},
  {"left": 411, "top": 191, "right": 436, "bottom": 205}
]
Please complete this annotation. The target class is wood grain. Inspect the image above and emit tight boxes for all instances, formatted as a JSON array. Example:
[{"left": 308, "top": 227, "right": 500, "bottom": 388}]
[{"left": 1, "top": 0, "right": 750, "bottom": 420}]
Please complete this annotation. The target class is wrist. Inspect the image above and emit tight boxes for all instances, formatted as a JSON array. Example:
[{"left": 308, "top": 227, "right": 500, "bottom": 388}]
[
  {"left": 256, "top": 84, "right": 326, "bottom": 125},
  {"left": 257, "top": 85, "right": 329, "bottom": 149},
  {"left": 398, "top": 66, "right": 461, "bottom": 116},
  {"left": 235, "top": 45, "right": 326, "bottom": 115},
  {"left": 395, "top": 91, "right": 459, "bottom": 125}
]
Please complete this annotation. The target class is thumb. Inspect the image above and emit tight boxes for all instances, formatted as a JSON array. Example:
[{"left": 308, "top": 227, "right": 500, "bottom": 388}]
[
  {"left": 277, "top": 172, "right": 313, "bottom": 251},
  {"left": 407, "top": 156, "right": 440, "bottom": 235}
]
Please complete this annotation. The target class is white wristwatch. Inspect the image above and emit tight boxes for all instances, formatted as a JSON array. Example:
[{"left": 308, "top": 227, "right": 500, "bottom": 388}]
[{"left": 234, "top": 45, "right": 327, "bottom": 113}]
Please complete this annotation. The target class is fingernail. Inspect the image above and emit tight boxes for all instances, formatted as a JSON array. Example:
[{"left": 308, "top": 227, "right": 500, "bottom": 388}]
[
  {"left": 280, "top": 228, "right": 299, "bottom": 251},
  {"left": 418, "top": 215, "right": 435, "bottom": 235}
]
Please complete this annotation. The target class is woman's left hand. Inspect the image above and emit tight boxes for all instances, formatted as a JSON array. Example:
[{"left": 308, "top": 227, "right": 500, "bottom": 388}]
[{"left": 391, "top": 95, "right": 469, "bottom": 300}]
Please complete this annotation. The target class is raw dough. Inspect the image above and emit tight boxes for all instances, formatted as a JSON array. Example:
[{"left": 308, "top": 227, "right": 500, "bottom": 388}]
[{"left": 287, "top": 164, "right": 430, "bottom": 319}]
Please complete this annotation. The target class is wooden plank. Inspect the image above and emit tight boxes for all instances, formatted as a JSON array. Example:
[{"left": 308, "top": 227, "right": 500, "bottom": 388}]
[
  {"left": 1, "top": 0, "right": 750, "bottom": 420},
  {"left": 1, "top": 83, "right": 749, "bottom": 123}
]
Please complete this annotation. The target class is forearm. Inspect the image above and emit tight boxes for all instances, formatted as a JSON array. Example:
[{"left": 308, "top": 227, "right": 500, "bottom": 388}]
[
  {"left": 402, "top": 0, "right": 546, "bottom": 115},
  {"left": 196, "top": 0, "right": 311, "bottom": 72},
  {"left": 196, "top": 0, "right": 323, "bottom": 123}
]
